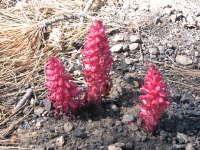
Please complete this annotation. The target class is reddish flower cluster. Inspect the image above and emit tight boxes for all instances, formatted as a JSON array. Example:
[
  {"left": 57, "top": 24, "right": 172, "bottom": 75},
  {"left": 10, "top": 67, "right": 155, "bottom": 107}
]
[
  {"left": 45, "top": 56, "right": 83, "bottom": 116},
  {"left": 82, "top": 20, "right": 113, "bottom": 104},
  {"left": 139, "top": 65, "right": 170, "bottom": 132}
]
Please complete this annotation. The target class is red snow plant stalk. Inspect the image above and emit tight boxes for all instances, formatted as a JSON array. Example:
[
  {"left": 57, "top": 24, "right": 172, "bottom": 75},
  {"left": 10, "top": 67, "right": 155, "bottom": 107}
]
[
  {"left": 139, "top": 65, "right": 170, "bottom": 132},
  {"left": 45, "top": 56, "right": 83, "bottom": 117},
  {"left": 82, "top": 20, "right": 113, "bottom": 105}
]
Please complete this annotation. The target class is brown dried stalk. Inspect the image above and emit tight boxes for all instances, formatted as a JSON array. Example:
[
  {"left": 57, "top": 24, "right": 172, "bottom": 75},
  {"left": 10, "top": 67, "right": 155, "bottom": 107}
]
[{"left": 12, "top": 89, "right": 33, "bottom": 112}]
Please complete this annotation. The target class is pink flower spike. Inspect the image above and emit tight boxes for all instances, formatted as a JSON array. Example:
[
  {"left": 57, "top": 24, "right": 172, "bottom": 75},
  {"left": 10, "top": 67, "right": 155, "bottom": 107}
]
[
  {"left": 45, "top": 56, "right": 83, "bottom": 117},
  {"left": 82, "top": 20, "right": 113, "bottom": 105},
  {"left": 138, "top": 65, "right": 171, "bottom": 133}
]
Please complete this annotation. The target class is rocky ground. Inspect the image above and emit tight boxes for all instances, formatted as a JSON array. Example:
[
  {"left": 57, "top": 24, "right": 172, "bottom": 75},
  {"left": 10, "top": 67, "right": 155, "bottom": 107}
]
[{"left": 1, "top": 0, "right": 200, "bottom": 150}]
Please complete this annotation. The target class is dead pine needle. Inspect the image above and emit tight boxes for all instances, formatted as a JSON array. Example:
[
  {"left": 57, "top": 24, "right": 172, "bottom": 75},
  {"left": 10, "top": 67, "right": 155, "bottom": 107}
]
[
  {"left": 0, "top": 107, "right": 33, "bottom": 139},
  {"left": 0, "top": 146, "right": 33, "bottom": 150}
]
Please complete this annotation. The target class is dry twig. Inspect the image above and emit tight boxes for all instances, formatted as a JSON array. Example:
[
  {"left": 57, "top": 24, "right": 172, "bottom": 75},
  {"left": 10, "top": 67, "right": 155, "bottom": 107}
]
[
  {"left": 80, "top": 0, "right": 94, "bottom": 22},
  {"left": 12, "top": 89, "right": 33, "bottom": 112}
]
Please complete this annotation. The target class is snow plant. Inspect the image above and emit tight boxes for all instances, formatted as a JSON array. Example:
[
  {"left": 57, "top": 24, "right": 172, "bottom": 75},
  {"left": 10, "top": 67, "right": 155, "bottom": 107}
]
[
  {"left": 45, "top": 20, "right": 113, "bottom": 116},
  {"left": 139, "top": 65, "right": 170, "bottom": 132},
  {"left": 45, "top": 56, "right": 84, "bottom": 116},
  {"left": 81, "top": 20, "right": 113, "bottom": 105}
]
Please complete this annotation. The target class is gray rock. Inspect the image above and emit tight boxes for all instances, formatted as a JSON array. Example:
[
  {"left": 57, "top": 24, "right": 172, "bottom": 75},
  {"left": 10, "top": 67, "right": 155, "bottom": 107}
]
[
  {"left": 125, "top": 141, "right": 134, "bottom": 149},
  {"left": 163, "top": 7, "right": 171, "bottom": 15},
  {"left": 115, "top": 142, "right": 125, "bottom": 148},
  {"left": 132, "top": 58, "right": 139, "bottom": 63},
  {"left": 183, "top": 122, "right": 189, "bottom": 130},
  {"left": 132, "top": 5, "right": 138, "bottom": 10},
  {"left": 117, "top": 125, "right": 123, "bottom": 132},
  {"left": 176, "top": 124, "right": 184, "bottom": 133},
  {"left": 133, "top": 81, "right": 139, "bottom": 88},
  {"left": 74, "top": 70, "right": 81, "bottom": 76},
  {"left": 181, "top": 93, "right": 195, "bottom": 103},
  {"left": 111, "top": 104, "right": 119, "bottom": 113},
  {"left": 187, "top": 110, "right": 200, "bottom": 116},
  {"left": 54, "top": 126, "right": 63, "bottom": 133},
  {"left": 149, "top": 47, "right": 158, "bottom": 55},
  {"left": 122, "top": 115, "right": 134, "bottom": 123},
  {"left": 129, "top": 35, "right": 140, "bottom": 43},
  {"left": 108, "top": 145, "right": 122, "bottom": 150},
  {"left": 44, "top": 99, "right": 52, "bottom": 112},
  {"left": 56, "top": 136, "right": 65, "bottom": 147},
  {"left": 195, "top": 51, "right": 200, "bottom": 57},
  {"left": 166, "top": 49, "right": 174, "bottom": 55},
  {"left": 188, "top": 136, "right": 196, "bottom": 143},
  {"left": 34, "top": 108, "right": 45, "bottom": 117},
  {"left": 128, "top": 123, "right": 138, "bottom": 132},
  {"left": 178, "top": 138, "right": 185, "bottom": 144},
  {"left": 37, "top": 146, "right": 46, "bottom": 150},
  {"left": 64, "top": 122, "right": 73, "bottom": 133},
  {"left": 123, "top": 43, "right": 129, "bottom": 51},
  {"left": 167, "top": 144, "right": 186, "bottom": 150},
  {"left": 166, "top": 146, "right": 178, "bottom": 150},
  {"left": 186, "top": 14, "right": 196, "bottom": 27},
  {"left": 158, "top": 45, "right": 165, "bottom": 54},
  {"left": 177, "top": 132, "right": 188, "bottom": 144},
  {"left": 171, "top": 91, "right": 181, "bottom": 101},
  {"left": 30, "top": 98, "right": 38, "bottom": 106},
  {"left": 193, "top": 130, "right": 198, "bottom": 134},
  {"left": 129, "top": 43, "right": 139, "bottom": 51},
  {"left": 74, "top": 128, "right": 85, "bottom": 138},
  {"left": 112, "top": 34, "right": 124, "bottom": 42},
  {"left": 124, "top": 58, "right": 133, "bottom": 65},
  {"left": 171, "top": 14, "right": 177, "bottom": 22},
  {"left": 191, "top": 117, "right": 199, "bottom": 122},
  {"left": 196, "top": 16, "right": 200, "bottom": 23},
  {"left": 185, "top": 143, "right": 196, "bottom": 150},
  {"left": 142, "top": 135, "right": 147, "bottom": 142},
  {"left": 36, "top": 120, "right": 42, "bottom": 129},
  {"left": 115, "top": 120, "right": 122, "bottom": 126},
  {"left": 176, "top": 55, "right": 193, "bottom": 65},
  {"left": 155, "top": 17, "right": 163, "bottom": 25},
  {"left": 160, "top": 130, "right": 168, "bottom": 141},
  {"left": 140, "top": 5, "right": 149, "bottom": 11},
  {"left": 93, "top": 129, "right": 103, "bottom": 137},
  {"left": 195, "top": 123, "right": 200, "bottom": 129},
  {"left": 159, "top": 55, "right": 166, "bottom": 60},
  {"left": 111, "top": 44, "right": 123, "bottom": 53}
]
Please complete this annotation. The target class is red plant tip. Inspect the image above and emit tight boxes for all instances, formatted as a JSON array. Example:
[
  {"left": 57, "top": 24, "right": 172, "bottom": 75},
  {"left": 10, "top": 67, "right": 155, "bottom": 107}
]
[
  {"left": 138, "top": 65, "right": 170, "bottom": 133},
  {"left": 82, "top": 20, "right": 113, "bottom": 105},
  {"left": 45, "top": 56, "right": 83, "bottom": 116}
]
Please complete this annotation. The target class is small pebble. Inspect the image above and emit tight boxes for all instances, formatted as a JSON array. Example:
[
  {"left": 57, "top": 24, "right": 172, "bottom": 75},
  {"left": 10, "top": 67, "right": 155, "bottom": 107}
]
[
  {"left": 108, "top": 145, "right": 122, "bottom": 150},
  {"left": 34, "top": 108, "right": 45, "bottom": 117},
  {"left": 129, "top": 35, "right": 140, "bottom": 43},
  {"left": 64, "top": 122, "right": 73, "bottom": 133},
  {"left": 74, "top": 128, "right": 85, "bottom": 138},
  {"left": 56, "top": 136, "right": 65, "bottom": 147},
  {"left": 122, "top": 115, "right": 134, "bottom": 123}
]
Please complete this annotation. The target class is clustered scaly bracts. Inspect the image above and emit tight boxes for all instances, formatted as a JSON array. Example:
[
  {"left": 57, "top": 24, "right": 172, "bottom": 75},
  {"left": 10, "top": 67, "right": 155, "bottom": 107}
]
[
  {"left": 139, "top": 65, "right": 170, "bottom": 132},
  {"left": 81, "top": 20, "right": 113, "bottom": 104},
  {"left": 45, "top": 56, "right": 84, "bottom": 116}
]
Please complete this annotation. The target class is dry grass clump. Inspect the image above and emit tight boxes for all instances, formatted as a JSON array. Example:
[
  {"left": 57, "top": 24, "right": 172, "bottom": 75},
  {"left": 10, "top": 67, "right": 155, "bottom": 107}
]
[{"left": 0, "top": 0, "right": 107, "bottom": 104}]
